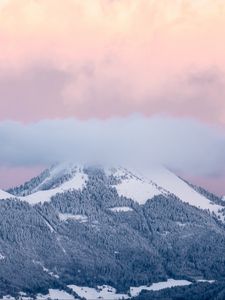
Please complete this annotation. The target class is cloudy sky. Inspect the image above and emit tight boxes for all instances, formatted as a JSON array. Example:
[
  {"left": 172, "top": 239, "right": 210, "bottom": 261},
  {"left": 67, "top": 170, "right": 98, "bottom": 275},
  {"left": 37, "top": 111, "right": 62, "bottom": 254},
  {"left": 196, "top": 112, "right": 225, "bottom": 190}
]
[{"left": 0, "top": 0, "right": 225, "bottom": 194}]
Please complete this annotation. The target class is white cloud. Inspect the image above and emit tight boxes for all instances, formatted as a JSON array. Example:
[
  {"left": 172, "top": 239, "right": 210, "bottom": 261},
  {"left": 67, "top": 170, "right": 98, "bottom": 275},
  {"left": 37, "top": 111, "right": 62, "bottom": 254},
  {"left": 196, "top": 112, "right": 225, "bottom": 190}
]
[{"left": 0, "top": 116, "right": 224, "bottom": 176}]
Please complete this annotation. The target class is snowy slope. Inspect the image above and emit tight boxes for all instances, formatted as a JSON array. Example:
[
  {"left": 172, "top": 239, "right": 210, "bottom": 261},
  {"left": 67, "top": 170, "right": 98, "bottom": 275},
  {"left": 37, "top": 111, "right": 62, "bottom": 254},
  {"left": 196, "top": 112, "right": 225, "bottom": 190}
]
[
  {"left": 1, "top": 164, "right": 224, "bottom": 218},
  {"left": 129, "top": 279, "right": 192, "bottom": 297},
  {"left": 142, "top": 167, "right": 223, "bottom": 214},
  {"left": 69, "top": 279, "right": 195, "bottom": 299},
  {"left": 0, "top": 278, "right": 214, "bottom": 300},
  {"left": 21, "top": 169, "right": 88, "bottom": 205},
  {"left": 68, "top": 285, "right": 129, "bottom": 300},
  {"left": 110, "top": 166, "right": 224, "bottom": 218},
  {"left": 0, "top": 189, "right": 14, "bottom": 200},
  {"left": 36, "top": 289, "right": 77, "bottom": 300},
  {"left": 0, "top": 167, "right": 87, "bottom": 205},
  {"left": 108, "top": 167, "right": 162, "bottom": 204}
]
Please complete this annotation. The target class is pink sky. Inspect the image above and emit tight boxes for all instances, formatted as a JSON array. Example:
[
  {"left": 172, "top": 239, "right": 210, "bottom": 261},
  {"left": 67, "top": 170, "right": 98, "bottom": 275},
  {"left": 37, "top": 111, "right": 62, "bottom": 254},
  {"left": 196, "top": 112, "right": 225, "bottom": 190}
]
[
  {"left": 0, "top": 0, "right": 225, "bottom": 194},
  {"left": 0, "top": 0, "right": 225, "bottom": 123}
]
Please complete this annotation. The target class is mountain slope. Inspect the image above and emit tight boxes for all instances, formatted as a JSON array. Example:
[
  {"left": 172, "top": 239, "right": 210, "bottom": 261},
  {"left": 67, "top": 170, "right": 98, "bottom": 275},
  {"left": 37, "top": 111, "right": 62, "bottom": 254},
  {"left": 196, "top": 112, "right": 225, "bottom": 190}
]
[
  {"left": 3, "top": 164, "right": 225, "bottom": 221},
  {"left": 109, "top": 167, "right": 224, "bottom": 219},
  {"left": 1, "top": 164, "right": 225, "bottom": 299},
  {"left": 2, "top": 166, "right": 88, "bottom": 205}
]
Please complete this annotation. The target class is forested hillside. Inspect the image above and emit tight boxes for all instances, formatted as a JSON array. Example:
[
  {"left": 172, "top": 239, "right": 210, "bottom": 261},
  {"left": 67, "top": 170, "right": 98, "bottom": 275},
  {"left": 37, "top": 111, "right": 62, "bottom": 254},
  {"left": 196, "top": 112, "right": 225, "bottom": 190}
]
[{"left": 0, "top": 166, "right": 225, "bottom": 299}]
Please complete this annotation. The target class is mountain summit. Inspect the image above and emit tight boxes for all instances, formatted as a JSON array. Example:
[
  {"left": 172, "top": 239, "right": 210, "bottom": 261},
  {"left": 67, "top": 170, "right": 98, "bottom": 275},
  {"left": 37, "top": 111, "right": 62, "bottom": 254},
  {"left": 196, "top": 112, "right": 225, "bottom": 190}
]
[{"left": 3, "top": 163, "right": 225, "bottom": 221}]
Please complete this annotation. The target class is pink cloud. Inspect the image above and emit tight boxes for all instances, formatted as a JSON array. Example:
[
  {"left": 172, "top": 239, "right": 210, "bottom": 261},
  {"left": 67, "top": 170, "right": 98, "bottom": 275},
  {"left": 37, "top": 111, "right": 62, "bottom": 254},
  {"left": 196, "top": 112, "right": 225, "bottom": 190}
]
[
  {"left": 1, "top": 1, "right": 225, "bottom": 194},
  {"left": 0, "top": 1, "right": 225, "bottom": 124}
]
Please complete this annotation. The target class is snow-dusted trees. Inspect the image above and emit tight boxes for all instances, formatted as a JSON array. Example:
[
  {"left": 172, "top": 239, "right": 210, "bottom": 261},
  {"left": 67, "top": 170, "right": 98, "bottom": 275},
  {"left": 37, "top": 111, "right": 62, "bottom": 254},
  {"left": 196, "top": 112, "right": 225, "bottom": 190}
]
[{"left": 1, "top": 167, "right": 225, "bottom": 298}]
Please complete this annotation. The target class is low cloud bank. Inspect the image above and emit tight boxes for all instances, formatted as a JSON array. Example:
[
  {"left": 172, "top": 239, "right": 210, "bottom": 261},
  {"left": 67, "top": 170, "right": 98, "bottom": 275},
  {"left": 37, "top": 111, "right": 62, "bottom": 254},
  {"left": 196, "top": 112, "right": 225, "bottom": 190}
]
[{"left": 0, "top": 116, "right": 224, "bottom": 176}]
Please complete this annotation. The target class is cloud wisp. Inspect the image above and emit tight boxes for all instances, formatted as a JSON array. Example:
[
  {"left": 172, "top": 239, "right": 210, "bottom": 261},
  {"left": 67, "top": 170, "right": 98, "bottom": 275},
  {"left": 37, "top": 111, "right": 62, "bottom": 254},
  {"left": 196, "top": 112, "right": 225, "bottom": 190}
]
[{"left": 0, "top": 116, "right": 224, "bottom": 177}]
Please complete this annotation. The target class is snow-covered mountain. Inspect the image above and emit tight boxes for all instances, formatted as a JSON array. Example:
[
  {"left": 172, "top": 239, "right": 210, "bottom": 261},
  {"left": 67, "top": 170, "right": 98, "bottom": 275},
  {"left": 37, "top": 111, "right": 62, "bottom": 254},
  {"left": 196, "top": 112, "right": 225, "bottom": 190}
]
[
  {"left": 1, "top": 163, "right": 225, "bottom": 299},
  {"left": 2, "top": 163, "right": 224, "bottom": 221}
]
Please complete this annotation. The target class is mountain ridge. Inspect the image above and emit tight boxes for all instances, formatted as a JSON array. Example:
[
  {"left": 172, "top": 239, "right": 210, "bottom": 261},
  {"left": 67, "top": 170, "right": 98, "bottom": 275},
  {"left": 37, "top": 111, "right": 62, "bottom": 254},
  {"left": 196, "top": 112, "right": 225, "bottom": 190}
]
[{"left": 1, "top": 163, "right": 225, "bottom": 221}]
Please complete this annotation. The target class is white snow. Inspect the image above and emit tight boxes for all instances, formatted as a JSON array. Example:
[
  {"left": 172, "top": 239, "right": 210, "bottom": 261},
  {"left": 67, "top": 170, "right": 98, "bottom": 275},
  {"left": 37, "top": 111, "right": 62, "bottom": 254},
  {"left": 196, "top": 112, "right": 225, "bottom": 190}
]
[
  {"left": 21, "top": 169, "right": 87, "bottom": 205},
  {"left": 36, "top": 289, "right": 76, "bottom": 300},
  {"left": 110, "top": 168, "right": 161, "bottom": 204},
  {"left": 32, "top": 163, "right": 80, "bottom": 193},
  {"left": 0, "top": 279, "right": 215, "bottom": 300},
  {"left": 110, "top": 166, "right": 224, "bottom": 218},
  {"left": 58, "top": 213, "right": 88, "bottom": 223},
  {"left": 48, "top": 289, "right": 76, "bottom": 300},
  {"left": 143, "top": 167, "right": 223, "bottom": 214},
  {"left": 43, "top": 220, "right": 55, "bottom": 233},
  {"left": 0, "top": 253, "right": 5, "bottom": 260},
  {"left": 197, "top": 279, "right": 215, "bottom": 283},
  {"left": 130, "top": 279, "right": 192, "bottom": 297},
  {"left": 0, "top": 167, "right": 87, "bottom": 205},
  {"left": 0, "top": 189, "right": 14, "bottom": 200},
  {"left": 176, "top": 221, "right": 187, "bottom": 227},
  {"left": 109, "top": 206, "right": 133, "bottom": 212},
  {"left": 69, "top": 279, "right": 194, "bottom": 299},
  {"left": 68, "top": 285, "right": 129, "bottom": 300}
]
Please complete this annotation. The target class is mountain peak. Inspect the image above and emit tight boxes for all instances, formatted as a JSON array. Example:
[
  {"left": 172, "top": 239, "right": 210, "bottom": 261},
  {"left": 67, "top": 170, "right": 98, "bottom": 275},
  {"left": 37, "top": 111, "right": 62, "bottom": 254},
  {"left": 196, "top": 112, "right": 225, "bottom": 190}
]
[{"left": 1, "top": 163, "right": 224, "bottom": 221}]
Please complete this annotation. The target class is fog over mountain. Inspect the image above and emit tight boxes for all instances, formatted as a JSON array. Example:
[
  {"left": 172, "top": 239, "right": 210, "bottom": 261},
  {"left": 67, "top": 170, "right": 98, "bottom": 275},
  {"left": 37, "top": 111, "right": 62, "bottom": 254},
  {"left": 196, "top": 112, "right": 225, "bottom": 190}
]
[{"left": 0, "top": 116, "right": 225, "bottom": 177}]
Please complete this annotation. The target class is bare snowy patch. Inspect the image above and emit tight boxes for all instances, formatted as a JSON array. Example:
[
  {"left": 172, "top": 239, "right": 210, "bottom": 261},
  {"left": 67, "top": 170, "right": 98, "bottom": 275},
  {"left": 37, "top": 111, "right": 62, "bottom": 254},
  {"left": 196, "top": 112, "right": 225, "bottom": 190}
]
[
  {"left": 109, "top": 206, "right": 133, "bottom": 212},
  {"left": 68, "top": 285, "right": 128, "bottom": 300},
  {"left": 0, "top": 278, "right": 216, "bottom": 300},
  {"left": 0, "top": 253, "right": 5, "bottom": 260},
  {"left": 36, "top": 289, "right": 76, "bottom": 300},
  {"left": 176, "top": 221, "right": 187, "bottom": 227},
  {"left": 130, "top": 279, "right": 192, "bottom": 297},
  {"left": 197, "top": 279, "right": 215, "bottom": 284},
  {"left": 58, "top": 213, "right": 88, "bottom": 223}
]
